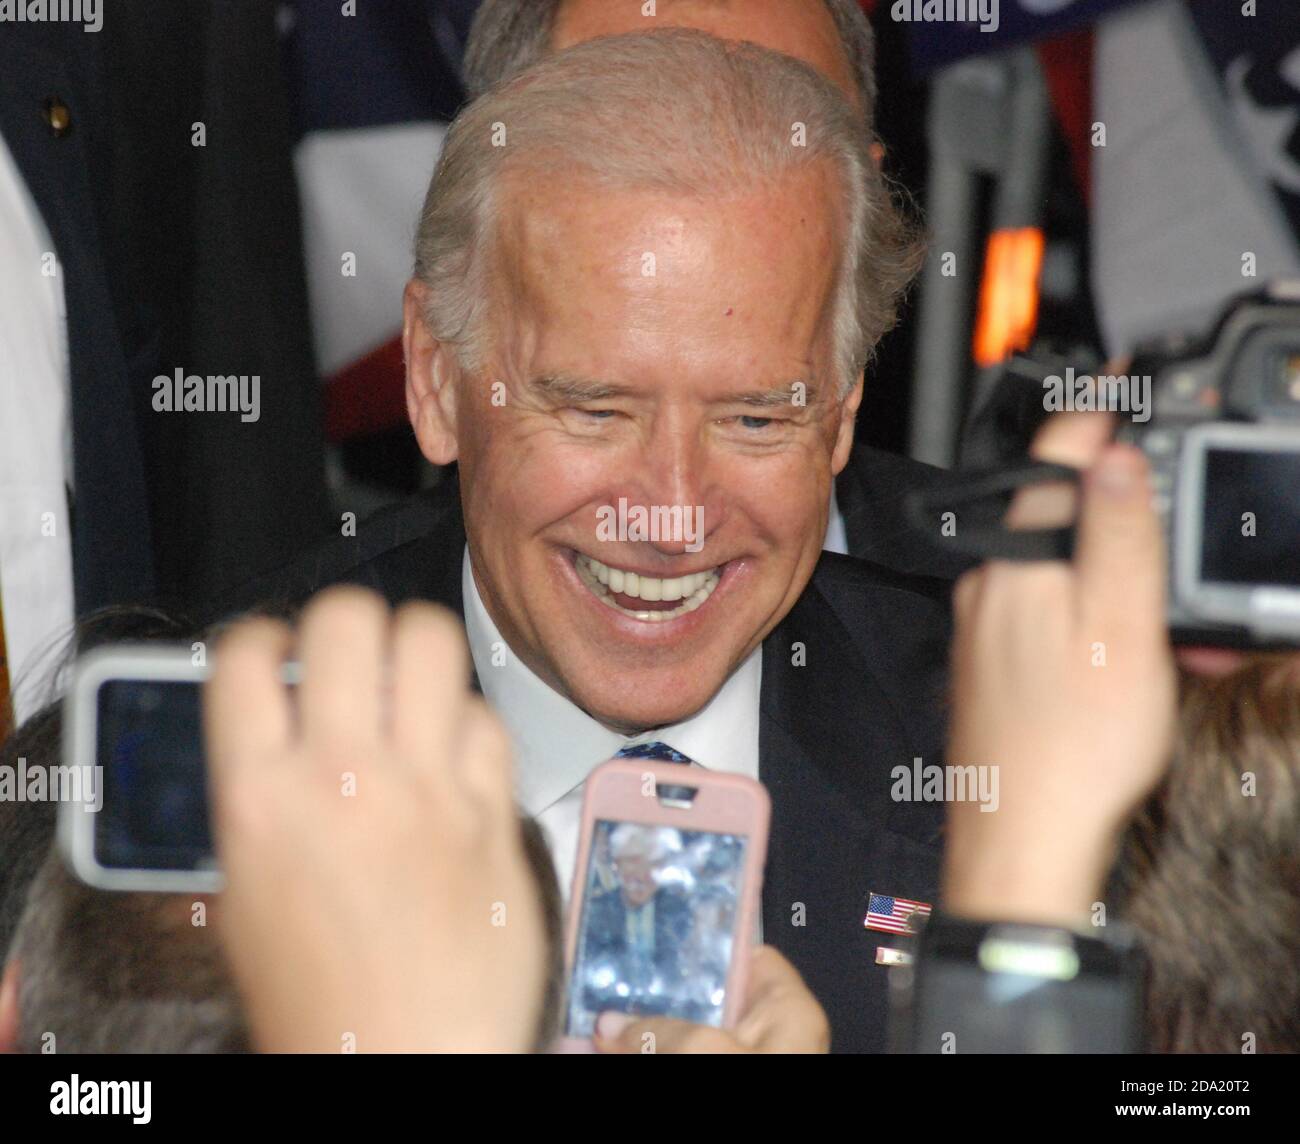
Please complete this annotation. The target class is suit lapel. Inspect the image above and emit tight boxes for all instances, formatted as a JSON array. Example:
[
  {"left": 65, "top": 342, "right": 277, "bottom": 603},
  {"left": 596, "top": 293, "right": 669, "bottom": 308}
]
[{"left": 759, "top": 570, "right": 944, "bottom": 1052}]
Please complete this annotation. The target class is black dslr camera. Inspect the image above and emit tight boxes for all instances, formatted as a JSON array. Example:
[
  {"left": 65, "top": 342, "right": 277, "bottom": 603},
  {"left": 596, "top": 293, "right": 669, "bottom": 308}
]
[
  {"left": 1119, "top": 285, "right": 1300, "bottom": 647},
  {"left": 910, "top": 284, "right": 1300, "bottom": 649}
]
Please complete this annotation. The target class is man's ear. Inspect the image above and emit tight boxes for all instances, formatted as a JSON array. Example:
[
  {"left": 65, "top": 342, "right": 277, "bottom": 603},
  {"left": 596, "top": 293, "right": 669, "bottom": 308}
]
[
  {"left": 831, "top": 374, "right": 864, "bottom": 475},
  {"left": 403, "top": 278, "right": 462, "bottom": 466},
  {"left": 870, "top": 141, "right": 885, "bottom": 168},
  {"left": 0, "top": 960, "right": 20, "bottom": 1053}
]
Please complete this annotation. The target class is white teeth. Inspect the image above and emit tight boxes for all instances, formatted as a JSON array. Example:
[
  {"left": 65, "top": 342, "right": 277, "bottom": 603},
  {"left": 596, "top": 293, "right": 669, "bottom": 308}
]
[{"left": 576, "top": 554, "right": 722, "bottom": 621}]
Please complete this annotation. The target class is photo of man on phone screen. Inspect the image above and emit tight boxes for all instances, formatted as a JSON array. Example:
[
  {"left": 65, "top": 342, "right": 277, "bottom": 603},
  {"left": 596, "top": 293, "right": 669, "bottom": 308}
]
[{"left": 570, "top": 824, "right": 745, "bottom": 1033}]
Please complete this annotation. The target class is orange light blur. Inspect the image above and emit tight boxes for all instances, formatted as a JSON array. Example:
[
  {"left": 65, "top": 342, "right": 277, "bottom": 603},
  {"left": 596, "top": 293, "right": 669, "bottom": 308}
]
[{"left": 972, "top": 227, "right": 1045, "bottom": 367}]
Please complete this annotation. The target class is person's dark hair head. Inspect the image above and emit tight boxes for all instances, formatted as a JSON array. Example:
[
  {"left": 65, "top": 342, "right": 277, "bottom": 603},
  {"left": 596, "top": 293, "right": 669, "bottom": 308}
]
[
  {"left": 1115, "top": 656, "right": 1300, "bottom": 1052},
  {"left": 463, "top": 0, "right": 878, "bottom": 122},
  {"left": 0, "top": 702, "right": 60, "bottom": 959},
  {"left": 0, "top": 605, "right": 195, "bottom": 958},
  {"left": 11, "top": 854, "right": 249, "bottom": 1053}
]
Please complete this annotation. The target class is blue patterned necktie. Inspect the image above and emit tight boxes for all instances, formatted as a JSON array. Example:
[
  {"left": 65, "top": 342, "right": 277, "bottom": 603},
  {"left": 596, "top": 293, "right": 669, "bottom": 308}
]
[{"left": 615, "top": 741, "right": 693, "bottom": 764}]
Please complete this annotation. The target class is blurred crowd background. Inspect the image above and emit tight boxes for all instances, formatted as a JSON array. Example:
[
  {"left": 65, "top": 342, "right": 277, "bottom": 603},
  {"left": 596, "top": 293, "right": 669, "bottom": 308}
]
[{"left": 2, "top": 0, "right": 1298, "bottom": 720}]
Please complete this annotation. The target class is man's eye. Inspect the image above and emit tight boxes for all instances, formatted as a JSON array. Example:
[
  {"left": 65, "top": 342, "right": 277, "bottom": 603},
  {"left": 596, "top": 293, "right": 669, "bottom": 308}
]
[
  {"left": 578, "top": 408, "right": 617, "bottom": 420},
  {"left": 739, "top": 415, "right": 775, "bottom": 431}
]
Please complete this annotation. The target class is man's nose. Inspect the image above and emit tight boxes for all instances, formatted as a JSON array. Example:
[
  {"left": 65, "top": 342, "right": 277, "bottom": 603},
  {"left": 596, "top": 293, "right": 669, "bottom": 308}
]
[{"left": 630, "top": 420, "right": 719, "bottom": 554}]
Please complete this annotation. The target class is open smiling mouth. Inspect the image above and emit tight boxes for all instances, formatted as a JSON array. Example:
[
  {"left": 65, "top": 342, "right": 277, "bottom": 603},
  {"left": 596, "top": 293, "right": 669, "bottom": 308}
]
[{"left": 574, "top": 553, "right": 722, "bottom": 622}]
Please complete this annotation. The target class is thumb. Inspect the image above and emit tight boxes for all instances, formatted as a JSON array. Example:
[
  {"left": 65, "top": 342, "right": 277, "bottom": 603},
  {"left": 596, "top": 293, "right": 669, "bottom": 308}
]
[
  {"left": 1074, "top": 444, "right": 1166, "bottom": 632},
  {"left": 733, "top": 947, "right": 830, "bottom": 1053},
  {"left": 592, "top": 1011, "right": 738, "bottom": 1054}
]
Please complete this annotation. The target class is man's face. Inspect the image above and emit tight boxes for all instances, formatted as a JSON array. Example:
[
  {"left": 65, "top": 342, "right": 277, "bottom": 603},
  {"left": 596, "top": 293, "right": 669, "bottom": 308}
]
[
  {"left": 614, "top": 852, "right": 658, "bottom": 909},
  {"left": 553, "top": 0, "right": 861, "bottom": 109},
  {"left": 433, "top": 165, "right": 857, "bottom": 732}
]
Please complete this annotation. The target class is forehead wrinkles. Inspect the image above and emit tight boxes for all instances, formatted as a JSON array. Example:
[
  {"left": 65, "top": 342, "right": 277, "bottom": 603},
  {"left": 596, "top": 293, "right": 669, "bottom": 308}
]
[{"left": 488, "top": 168, "right": 846, "bottom": 378}]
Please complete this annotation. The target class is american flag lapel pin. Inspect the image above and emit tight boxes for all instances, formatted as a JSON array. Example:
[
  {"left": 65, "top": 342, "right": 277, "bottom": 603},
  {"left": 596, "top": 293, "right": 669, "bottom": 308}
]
[{"left": 864, "top": 891, "right": 932, "bottom": 936}]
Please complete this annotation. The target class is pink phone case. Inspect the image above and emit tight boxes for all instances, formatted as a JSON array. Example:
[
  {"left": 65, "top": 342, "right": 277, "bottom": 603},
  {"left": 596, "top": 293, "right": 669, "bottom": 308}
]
[{"left": 556, "top": 758, "right": 771, "bottom": 1053}]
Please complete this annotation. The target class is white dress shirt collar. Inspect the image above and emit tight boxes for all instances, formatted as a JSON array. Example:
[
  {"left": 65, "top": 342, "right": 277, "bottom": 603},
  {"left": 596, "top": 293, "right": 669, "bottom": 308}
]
[{"left": 461, "top": 548, "right": 761, "bottom": 816}]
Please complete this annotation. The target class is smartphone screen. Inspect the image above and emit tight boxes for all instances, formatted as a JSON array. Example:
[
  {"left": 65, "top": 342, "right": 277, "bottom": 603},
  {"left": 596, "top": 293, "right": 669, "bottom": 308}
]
[
  {"left": 564, "top": 820, "right": 748, "bottom": 1037},
  {"left": 95, "top": 679, "right": 213, "bottom": 872}
]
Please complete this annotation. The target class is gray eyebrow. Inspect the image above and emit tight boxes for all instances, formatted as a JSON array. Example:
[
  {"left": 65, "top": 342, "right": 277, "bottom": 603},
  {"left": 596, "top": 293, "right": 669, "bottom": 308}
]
[
  {"left": 529, "top": 374, "right": 634, "bottom": 403},
  {"left": 528, "top": 374, "right": 819, "bottom": 407},
  {"left": 729, "top": 383, "right": 820, "bottom": 409}
]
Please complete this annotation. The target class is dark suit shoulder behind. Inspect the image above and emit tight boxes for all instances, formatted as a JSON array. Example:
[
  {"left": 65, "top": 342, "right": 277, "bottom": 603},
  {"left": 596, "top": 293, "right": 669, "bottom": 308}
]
[
  {"left": 836, "top": 444, "right": 976, "bottom": 581},
  {"left": 203, "top": 479, "right": 465, "bottom": 625}
]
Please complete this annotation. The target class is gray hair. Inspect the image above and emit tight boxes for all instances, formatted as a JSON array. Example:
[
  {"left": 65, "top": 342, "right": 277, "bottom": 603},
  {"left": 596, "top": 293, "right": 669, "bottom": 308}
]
[
  {"left": 415, "top": 29, "right": 922, "bottom": 394},
  {"left": 463, "top": 0, "right": 878, "bottom": 125},
  {"left": 609, "top": 823, "right": 680, "bottom": 863}
]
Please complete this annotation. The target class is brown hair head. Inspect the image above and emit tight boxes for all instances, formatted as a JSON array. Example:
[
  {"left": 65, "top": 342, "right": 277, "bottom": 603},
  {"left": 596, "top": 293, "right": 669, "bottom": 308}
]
[{"left": 1116, "top": 657, "right": 1300, "bottom": 1053}]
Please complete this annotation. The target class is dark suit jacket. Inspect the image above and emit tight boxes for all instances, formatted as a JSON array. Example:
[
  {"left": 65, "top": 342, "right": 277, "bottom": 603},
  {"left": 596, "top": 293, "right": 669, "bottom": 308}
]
[
  {"left": 0, "top": 27, "right": 155, "bottom": 612},
  {"left": 582, "top": 889, "right": 694, "bottom": 984},
  {"left": 578, "top": 887, "right": 704, "bottom": 1023},
  {"left": 0, "top": 5, "right": 330, "bottom": 614},
  {"left": 836, "top": 444, "right": 976, "bottom": 580},
  {"left": 213, "top": 472, "right": 954, "bottom": 1053}
]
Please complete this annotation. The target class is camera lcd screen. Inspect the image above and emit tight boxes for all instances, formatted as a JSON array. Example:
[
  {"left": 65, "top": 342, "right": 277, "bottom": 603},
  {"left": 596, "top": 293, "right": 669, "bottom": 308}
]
[
  {"left": 95, "top": 680, "right": 212, "bottom": 871},
  {"left": 1200, "top": 448, "right": 1300, "bottom": 588},
  {"left": 566, "top": 821, "right": 747, "bottom": 1037}
]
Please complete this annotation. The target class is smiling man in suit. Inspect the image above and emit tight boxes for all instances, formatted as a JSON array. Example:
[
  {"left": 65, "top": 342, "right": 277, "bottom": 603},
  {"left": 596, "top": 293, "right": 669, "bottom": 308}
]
[{"left": 221, "top": 30, "right": 951, "bottom": 1053}]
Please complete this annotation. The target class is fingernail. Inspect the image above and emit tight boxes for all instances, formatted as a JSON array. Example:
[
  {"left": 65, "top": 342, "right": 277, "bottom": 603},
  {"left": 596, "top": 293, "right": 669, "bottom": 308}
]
[
  {"left": 1095, "top": 448, "right": 1138, "bottom": 497},
  {"left": 595, "top": 1012, "right": 631, "bottom": 1040}
]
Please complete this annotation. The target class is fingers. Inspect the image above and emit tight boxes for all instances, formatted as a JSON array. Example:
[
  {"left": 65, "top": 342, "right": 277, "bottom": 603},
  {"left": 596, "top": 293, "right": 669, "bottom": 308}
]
[
  {"left": 455, "top": 698, "right": 517, "bottom": 828},
  {"left": 205, "top": 616, "right": 295, "bottom": 773},
  {"left": 1074, "top": 444, "right": 1166, "bottom": 632},
  {"left": 296, "top": 587, "right": 390, "bottom": 756},
  {"left": 390, "top": 602, "right": 471, "bottom": 768},
  {"left": 223, "top": 591, "right": 503, "bottom": 815},
  {"left": 951, "top": 567, "right": 984, "bottom": 625},
  {"left": 1005, "top": 411, "right": 1115, "bottom": 531},
  {"left": 732, "top": 946, "right": 831, "bottom": 1053},
  {"left": 593, "top": 1012, "right": 743, "bottom": 1055},
  {"left": 739, "top": 945, "right": 801, "bottom": 1004},
  {"left": 591, "top": 949, "right": 830, "bottom": 1055},
  {"left": 1031, "top": 409, "right": 1117, "bottom": 467}
]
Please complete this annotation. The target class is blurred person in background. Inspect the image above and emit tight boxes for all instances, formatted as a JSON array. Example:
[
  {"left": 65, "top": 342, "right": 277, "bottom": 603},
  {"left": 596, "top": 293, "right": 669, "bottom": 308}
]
[{"left": 0, "top": 2, "right": 330, "bottom": 734}]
